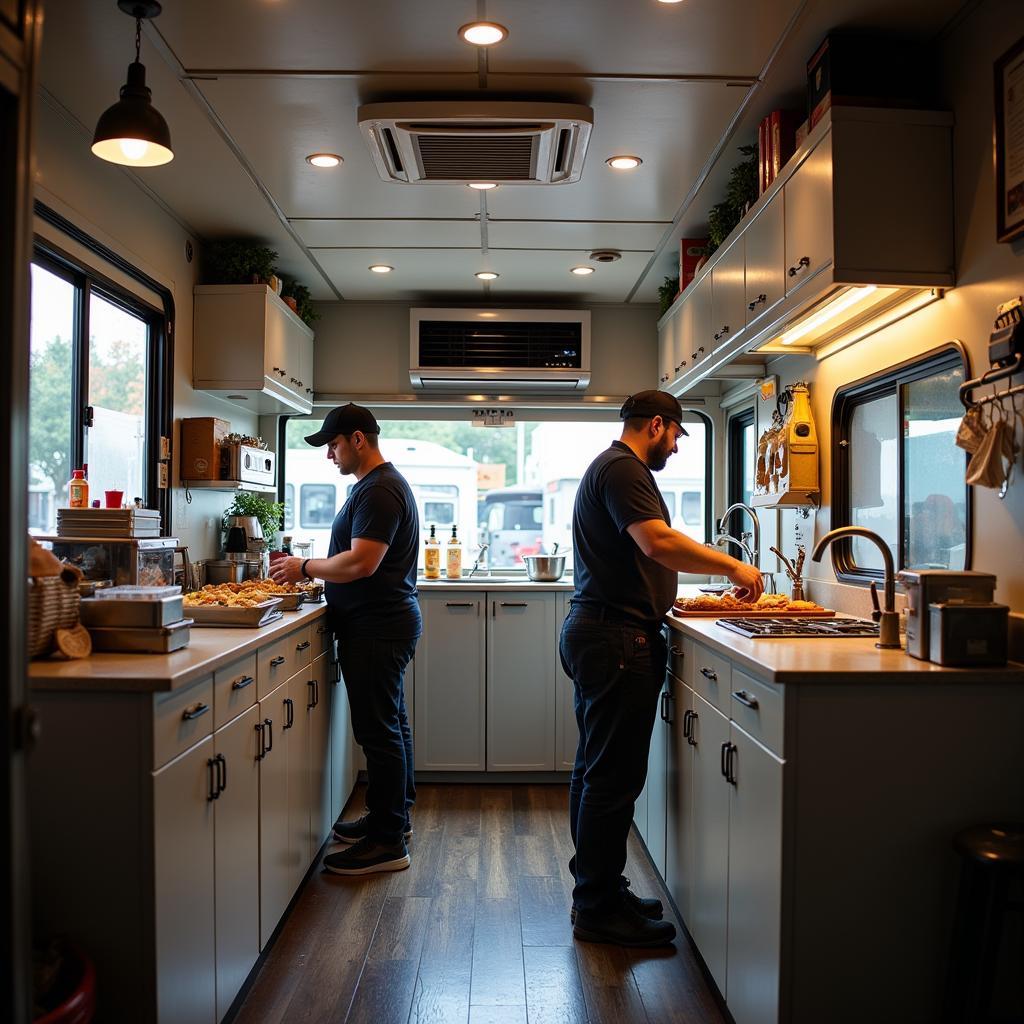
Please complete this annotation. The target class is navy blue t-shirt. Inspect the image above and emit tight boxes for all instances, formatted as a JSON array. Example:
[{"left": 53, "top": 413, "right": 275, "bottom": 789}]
[
  {"left": 325, "top": 462, "right": 422, "bottom": 639},
  {"left": 571, "top": 440, "right": 676, "bottom": 625}
]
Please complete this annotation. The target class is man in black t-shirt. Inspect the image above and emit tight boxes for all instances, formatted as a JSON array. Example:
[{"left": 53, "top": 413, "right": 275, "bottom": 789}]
[
  {"left": 271, "top": 403, "right": 421, "bottom": 876},
  {"left": 563, "top": 390, "right": 763, "bottom": 947}
]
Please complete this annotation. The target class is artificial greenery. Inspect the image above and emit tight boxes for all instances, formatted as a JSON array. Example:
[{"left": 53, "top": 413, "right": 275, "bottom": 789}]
[
  {"left": 222, "top": 491, "right": 285, "bottom": 545},
  {"left": 658, "top": 276, "right": 680, "bottom": 317},
  {"left": 204, "top": 240, "right": 279, "bottom": 285},
  {"left": 706, "top": 143, "right": 758, "bottom": 253},
  {"left": 281, "top": 279, "right": 320, "bottom": 327}
]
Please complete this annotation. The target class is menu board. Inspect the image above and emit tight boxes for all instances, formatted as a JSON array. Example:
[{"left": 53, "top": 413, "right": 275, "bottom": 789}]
[{"left": 996, "top": 36, "right": 1024, "bottom": 243}]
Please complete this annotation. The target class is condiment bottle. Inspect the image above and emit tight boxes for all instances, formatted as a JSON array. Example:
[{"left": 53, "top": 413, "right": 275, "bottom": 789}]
[
  {"left": 446, "top": 525, "right": 462, "bottom": 579},
  {"left": 424, "top": 524, "right": 441, "bottom": 579},
  {"left": 68, "top": 469, "right": 89, "bottom": 508}
]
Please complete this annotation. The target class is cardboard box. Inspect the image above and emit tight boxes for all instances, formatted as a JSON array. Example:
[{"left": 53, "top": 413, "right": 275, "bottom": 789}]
[
  {"left": 678, "top": 238, "right": 709, "bottom": 293},
  {"left": 180, "top": 417, "right": 230, "bottom": 480}
]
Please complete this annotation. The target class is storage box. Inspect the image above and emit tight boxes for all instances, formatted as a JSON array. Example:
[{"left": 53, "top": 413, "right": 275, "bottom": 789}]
[
  {"left": 180, "top": 417, "right": 230, "bottom": 480},
  {"left": 928, "top": 603, "right": 1008, "bottom": 668},
  {"left": 678, "top": 238, "right": 708, "bottom": 293}
]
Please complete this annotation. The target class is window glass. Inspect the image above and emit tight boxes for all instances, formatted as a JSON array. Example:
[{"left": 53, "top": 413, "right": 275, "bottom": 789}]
[
  {"left": 29, "top": 264, "right": 75, "bottom": 533},
  {"left": 284, "top": 483, "right": 295, "bottom": 530},
  {"left": 728, "top": 408, "right": 756, "bottom": 510},
  {"left": 849, "top": 393, "right": 898, "bottom": 570},
  {"left": 300, "top": 483, "right": 337, "bottom": 528},
  {"left": 661, "top": 491, "right": 677, "bottom": 518},
  {"left": 283, "top": 415, "right": 709, "bottom": 570}
]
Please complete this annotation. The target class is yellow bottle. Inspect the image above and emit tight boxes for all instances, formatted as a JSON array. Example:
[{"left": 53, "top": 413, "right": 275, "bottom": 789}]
[
  {"left": 68, "top": 469, "right": 89, "bottom": 509},
  {"left": 446, "top": 525, "right": 462, "bottom": 580},
  {"left": 424, "top": 524, "right": 441, "bottom": 580}
]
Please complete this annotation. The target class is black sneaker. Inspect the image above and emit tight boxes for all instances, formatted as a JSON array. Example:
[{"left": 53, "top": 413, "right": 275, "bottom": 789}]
[
  {"left": 570, "top": 877, "right": 664, "bottom": 923},
  {"left": 323, "top": 836, "right": 410, "bottom": 876},
  {"left": 572, "top": 904, "right": 676, "bottom": 948},
  {"left": 332, "top": 813, "right": 413, "bottom": 845}
]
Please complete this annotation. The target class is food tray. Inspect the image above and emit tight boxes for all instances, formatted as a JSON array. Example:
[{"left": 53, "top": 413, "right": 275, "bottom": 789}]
[
  {"left": 88, "top": 618, "right": 193, "bottom": 653},
  {"left": 81, "top": 595, "right": 184, "bottom": 628},
  {"left": 672, "top": 607, "right": 835, "bottom": 618},
  {"left": 185, "top": 597, "right": 283, "bottom": 626},
  {"left": 192, "top": 610, "right": 284, "bottom": 629},
  {"left": 274, "top": 592, "right": 305, "bottom": 611}
]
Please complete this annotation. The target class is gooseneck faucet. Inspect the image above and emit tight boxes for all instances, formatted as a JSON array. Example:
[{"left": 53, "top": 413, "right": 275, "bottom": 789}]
[
  {"left": 811, "top": 526, "right": 901, "bottom": 649},
  {"left": 719, "top": 503, "right": 761, "bottom": 568}
]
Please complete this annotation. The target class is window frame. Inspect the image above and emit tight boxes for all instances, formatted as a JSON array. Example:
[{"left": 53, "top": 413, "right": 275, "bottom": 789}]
[
  {"left": 32, "top": 202, "right": 174, "bottom": 528},
  {"left": 830, "top": 343, "right": 972, "bottom": 586},
  {"left": 727, "top": 406, "right": 755, "bottom": 510}
]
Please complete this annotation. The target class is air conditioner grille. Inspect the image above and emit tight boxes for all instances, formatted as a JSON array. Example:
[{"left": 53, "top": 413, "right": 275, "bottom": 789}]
[
  {"left": 415, "top": 136, "right": 537, "bottom": 181},
  {"left": 419, "top": 321, "right": 583, "bottom": 369}
]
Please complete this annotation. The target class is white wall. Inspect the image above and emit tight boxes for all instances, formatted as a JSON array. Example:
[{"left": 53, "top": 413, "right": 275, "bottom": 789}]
[{"left": 33, "top": 99, "right": 260, "bottom": 560}]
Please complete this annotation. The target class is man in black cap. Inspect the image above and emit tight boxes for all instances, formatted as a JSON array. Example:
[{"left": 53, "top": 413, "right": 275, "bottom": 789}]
[
  {"left": 271, "top": 403, "right": 421, "bottom": 875},
  {"left": 562, "top": 389, "right": 763, "bottom": 947}
]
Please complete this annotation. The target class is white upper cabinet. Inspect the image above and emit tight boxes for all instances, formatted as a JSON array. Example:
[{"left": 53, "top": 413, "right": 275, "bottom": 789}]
[
  {"left": 193, "top": 285, "right": 314, "bottom": 415},
  {"left": 783, "top": 132, "right": 833, "bottom": 298},
  {"left": 710, "top": 238, "right": 746, "bottom": 351},
  {"left": 744, "top": 195, "right": 785, "bottom": 329}
]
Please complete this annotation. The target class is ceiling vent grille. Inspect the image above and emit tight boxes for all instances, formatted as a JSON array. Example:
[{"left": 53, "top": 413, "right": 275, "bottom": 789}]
[{"left": 359, "top": 102, "right": 593, "bottom": 185}]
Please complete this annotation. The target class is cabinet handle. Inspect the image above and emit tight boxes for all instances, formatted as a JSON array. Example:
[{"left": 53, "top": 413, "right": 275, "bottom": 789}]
[
  {"left": 748, "top": 293, "right": 767, "bottom": 311},
  {"left": 669, "top": 644, "right": 683, "bottom": 657},
  {"left": 732, "top": 689, "right": 759, "bottom": 709},
  {"left": 691, "top": 346, "right": 704, "bottom": 360},
  {"left": 660, "top": 374, "right": 669, "bottom": 384},
  {"left": 290, "top": 377, "right": 300, "bottom": 384},
  {"left": 216, "top": 753, "right": 227, "bottom": 795},
  {"left": 445, "top": 601, "right": 475, "bottom": 608},
  {"left": 727, "top": 743, "right": 738, "bottom": 785},
  {"left": 182, "top": 702, "right": 209, "bottom": 721},
  {"left": 720, "top": 742, "right": 730, "bottom": 779},
  {"left": 232, "top": 674, "right": 254, "bottom": 691},
  {"left": 295, "top": 640, "right": 311, "bottom": 652},
  {"left": 664, "top": 691, "right": 675, "bottom": 724},
  {"left": 788, "top": 255, "right": 811, "bottom": 277},
  {"left": 207, "top": 757, "right": 219, "bottom": 801},
  {"left": 306, "top": 387, "right": 314, "bottom": 395},
  {"left": 255, "top": 722, "right": 265, "bottom": 760},
  {"left": 699, "top": 666, "right": 718, "bottom": 682},
  {"left": 688, "top": 710, "right": 698, "bottom": 746},
  {"left": 500, "top": 602, "right": 529, "bottom": 607},
  {"left": 270, "top": 656, "right": 286, "bottom": 667},
  {"left": 283, "top": 697, "right": 294, "bottom": 729},
  {"left": 316, "top": 624, "right": 330, "bottom": 635},
  {"left": 307, "top": 680, "right": 317, "bottom": 710},
  {"left": 263, "top": 718, "right": 273, "bottom": 753},
  {"left": 659, "top": 691, "right": 669, "bottom": 722}
]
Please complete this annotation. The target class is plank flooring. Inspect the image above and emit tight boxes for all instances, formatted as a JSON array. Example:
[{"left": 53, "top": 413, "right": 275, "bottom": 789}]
[{"left": 230, "top": 784, "right": 726, "bottom": 1024}]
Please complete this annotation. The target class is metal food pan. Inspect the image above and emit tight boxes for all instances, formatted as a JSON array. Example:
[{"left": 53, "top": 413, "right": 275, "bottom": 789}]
[
  {"left": 186, "top": 598, "right": 283, "bottom": 626},
  {"left": 88, "top": 618, "right": 193, "bottom": 653},
  {"left": 80, "top": 595, "right": 185, "bottom": 628}
]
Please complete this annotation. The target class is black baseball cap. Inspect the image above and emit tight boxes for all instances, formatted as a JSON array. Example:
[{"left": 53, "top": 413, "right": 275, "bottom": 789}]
[
  {"left": 619, "top": 390, "right": 688, "bottom": 435},
  {"left": 304, "top": 403, "right": 380, "bottom": 446}
]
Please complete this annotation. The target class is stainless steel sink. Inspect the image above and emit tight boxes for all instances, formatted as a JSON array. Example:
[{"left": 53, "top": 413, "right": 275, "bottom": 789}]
[{"left": 419, "top": 576, "right": 518, "bottom": 584}]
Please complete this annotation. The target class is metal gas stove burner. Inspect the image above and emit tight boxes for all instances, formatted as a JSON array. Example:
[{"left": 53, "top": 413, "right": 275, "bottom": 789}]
[{"left": 717, "top": 616, "right": 881, "bottom": 639}]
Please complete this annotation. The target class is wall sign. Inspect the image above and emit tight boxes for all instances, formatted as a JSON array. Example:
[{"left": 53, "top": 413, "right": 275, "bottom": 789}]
[{"left": 995, "top": 35, "right": 1024, "bottom": 243}]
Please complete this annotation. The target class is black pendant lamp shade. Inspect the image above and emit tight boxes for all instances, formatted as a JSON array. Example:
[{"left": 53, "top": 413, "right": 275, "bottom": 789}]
[{"left": 91, "top": 1, "right": 173, "bottom": 167}]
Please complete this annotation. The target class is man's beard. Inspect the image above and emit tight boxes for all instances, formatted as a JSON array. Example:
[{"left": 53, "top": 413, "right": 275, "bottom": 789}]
[{"left": 648, "top": 440, "right": 672, "bottom": 472}]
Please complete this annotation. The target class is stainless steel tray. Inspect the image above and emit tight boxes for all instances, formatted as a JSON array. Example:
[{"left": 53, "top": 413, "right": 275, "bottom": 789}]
[
  {"left": 274, "top": 592, "right": 305, "bottom": 611},
  {"left": 80, "top": 595, "right": 184, "bottom": 628},
  {"left": 88, "top": 618, "right": 193, "bottom": 653},
  {"left": 185, "top": 598, "right": 283, "bottom": 626},
  {"left": 192, "top": 610, "right": 284, "bottom": 629}
]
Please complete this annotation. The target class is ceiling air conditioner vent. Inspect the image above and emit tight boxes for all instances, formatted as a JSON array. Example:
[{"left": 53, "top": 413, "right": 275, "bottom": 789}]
[{"left": 358, "top": 102, "right": 593, "bottom": 185}]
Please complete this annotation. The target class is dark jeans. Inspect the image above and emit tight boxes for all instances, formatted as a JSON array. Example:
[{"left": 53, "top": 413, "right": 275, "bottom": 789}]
[
  {"left": 337, "top": 634, "right": 419, "bottom": 845},
  {"left": 559, "top": 607, "right": 667, "bottom": 914}
]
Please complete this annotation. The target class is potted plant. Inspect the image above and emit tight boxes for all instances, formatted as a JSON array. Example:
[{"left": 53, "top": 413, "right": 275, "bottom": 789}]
[
  {"left": 658, "top": 276, "right": 680, "bottom": 317},
  {"left": 281, "top": 279, "right": 320, "bottom": 328},
  {"left": 706, "top": 143, "right": 758, "bottom": 254},
  {"left": 222, "top": 491, "right": 285, "bottom": 549},
  {"left": 203, "top": 240, "right": 279, "bottom": 286}
]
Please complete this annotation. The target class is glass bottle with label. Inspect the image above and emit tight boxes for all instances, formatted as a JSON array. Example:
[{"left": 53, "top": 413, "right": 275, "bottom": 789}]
[
  {"left": 68, "top": 469, "right": 89, "bottom": 509},
  {"left": 424, "top": 524, "right": 441, "bottom": 579},
  {"left": 446, "top": 525, "right": 462, "bottom": 580}
]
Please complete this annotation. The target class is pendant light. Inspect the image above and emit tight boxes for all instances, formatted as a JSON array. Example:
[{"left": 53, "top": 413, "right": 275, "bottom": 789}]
[{"left": 91, "top": 1, "right": 173, "bottom": 167}]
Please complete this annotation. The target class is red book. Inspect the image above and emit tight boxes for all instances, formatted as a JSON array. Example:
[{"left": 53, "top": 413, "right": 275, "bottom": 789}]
[
  {"left": 758, "top": 116, "right": 769, "bottom": 194},
  {"left": 770, "top": 109, "right": 803, "bottom": 180}
]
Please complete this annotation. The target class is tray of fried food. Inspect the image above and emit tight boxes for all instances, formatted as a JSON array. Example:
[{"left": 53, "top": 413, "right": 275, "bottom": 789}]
[
  {"left": 184, "top": 584, "right": 284, "bottom": 625},
  {"left": 295, "top": 580, "right": 324, "bottom": 602},
  {"left": 672, "top": 591, "right": 832, "bottom": 617},
  {"left": 235, "top": 578, "right": 306, "bottom": 610}
]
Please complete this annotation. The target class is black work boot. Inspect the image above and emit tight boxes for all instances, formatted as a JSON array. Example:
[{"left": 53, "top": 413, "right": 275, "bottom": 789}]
[
  {"left": 572, "top": 903, "right": 676, "bottom": 948},
  {"left": 332, "top": 813, "right": 413, "bottom": 845},
  {"left": 570, "top": 876, "right": 664, "bottom": 923},
  {"left": 322, "top": 836, "right": 410, "bottom": 875}
]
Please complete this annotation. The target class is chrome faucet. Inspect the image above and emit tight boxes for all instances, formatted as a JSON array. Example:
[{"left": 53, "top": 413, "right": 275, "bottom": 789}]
[
  {"left": 719, "top": 503, "right": 761, "bottom": 568},
  {"left": 710, "top": 532, "right": 755, "bottom": 564},
  {"left": 466, "top": 542, "right": 489, "bottom": 579},
  {"left": 811, "top": 526, "right": 901, "bottom": 649}
]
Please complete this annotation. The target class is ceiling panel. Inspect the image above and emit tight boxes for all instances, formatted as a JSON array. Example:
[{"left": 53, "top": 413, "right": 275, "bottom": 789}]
[
  {"left": 487, "top": 220, "right": 668, "bottom": 250},
  {"left": 293, "top": 219, "right": 481, "bottom": 248},
  {"left": 312, "top": 247, "right": 651, "bottom": 302}
]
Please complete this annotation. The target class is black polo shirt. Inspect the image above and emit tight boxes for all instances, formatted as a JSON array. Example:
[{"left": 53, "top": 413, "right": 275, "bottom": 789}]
[
  {"left": 571, "top": 440, "right": 676, "bottom": 625},
  {"left": 325, "top": 462, "right": 422, "bottom": 639}
]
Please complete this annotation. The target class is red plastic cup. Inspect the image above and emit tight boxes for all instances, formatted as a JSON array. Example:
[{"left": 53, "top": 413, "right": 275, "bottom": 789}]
[{"left": 104, "top": 490, "right": 124, "bottom": 508}]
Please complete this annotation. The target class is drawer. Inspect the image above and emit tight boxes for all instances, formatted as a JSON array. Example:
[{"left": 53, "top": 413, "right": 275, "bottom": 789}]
[
  {"left": 730, "top": 669, "right": 785, "bottom": 758},
  {"left": 213, "top": 652, "right": 258, "bottom": 730},
  {"left": 312, "top": 616, "right": 334, "bottom": 658},
  {"left": 257, "top": 626, "right": 310, "bottom": 699},
  {"left": 292, "top": 625, "right": 313, "bottom": 666},
  {"left": 152, "top": 674, "right": 214, "bottom": 769},
  {"left": 667, "top": 631, "right": 686, "bottom": 681},
  {"left": 690, "top": 640, "right": 732, "bottom": 713}
]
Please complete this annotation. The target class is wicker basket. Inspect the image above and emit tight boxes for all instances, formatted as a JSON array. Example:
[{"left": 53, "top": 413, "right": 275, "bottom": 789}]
[{"left": 28, "top": 570, "right": 82, "bottom": 658}]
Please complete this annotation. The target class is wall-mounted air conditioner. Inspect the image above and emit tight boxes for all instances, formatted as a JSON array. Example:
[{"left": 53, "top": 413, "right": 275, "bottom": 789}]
[{"left": 409, "top": 309, "right": 591, "bottom": 393}]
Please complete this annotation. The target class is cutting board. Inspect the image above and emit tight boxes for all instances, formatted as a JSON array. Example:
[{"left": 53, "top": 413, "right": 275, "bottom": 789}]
[{"left": 671, "top": 607, "right": 836, "bottom": 618}]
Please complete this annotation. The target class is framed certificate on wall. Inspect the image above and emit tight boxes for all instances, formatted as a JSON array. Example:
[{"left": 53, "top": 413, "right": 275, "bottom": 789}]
[{"left": 995, "top": 35, "right": 1024, "bottom": 243}]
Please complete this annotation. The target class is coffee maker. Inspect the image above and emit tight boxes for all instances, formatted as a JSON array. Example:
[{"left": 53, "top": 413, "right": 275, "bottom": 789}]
[{"left": 225, "top": 515, "right": 267, "bottom": 578}]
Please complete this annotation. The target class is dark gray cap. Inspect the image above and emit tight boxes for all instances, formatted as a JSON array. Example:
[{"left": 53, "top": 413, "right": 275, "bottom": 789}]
[
  {"left": 304, "top": 403, "right": 380, "bottom": 446},
  {"left": 619, "top": 390, "right": 688, "bottom": 435}
]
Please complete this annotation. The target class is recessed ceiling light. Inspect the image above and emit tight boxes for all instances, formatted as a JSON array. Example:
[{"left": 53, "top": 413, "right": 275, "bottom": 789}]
[
  {"left": 458, "top": 21, "right": 508, "bottom": 46},
  {"left": 606, "top": 155, "right": 643, "bottom": 170},
  {"left": 368, "top": 264, "right": 393, "bottom": 273},
  {"left": 306, "top": 153, "right": 342, "bottom": 168},
  {"left": 475, "top": 271, "right": 499, "bottom": 281},
  {"left": 467, "top": 182, "right": 498, "bottom": 190},
  {"left": 656, "top": 1, "right": 686, "bottom": 4},
  {"left": 570, "top": 266, "right": 595, "bottom": 276}
]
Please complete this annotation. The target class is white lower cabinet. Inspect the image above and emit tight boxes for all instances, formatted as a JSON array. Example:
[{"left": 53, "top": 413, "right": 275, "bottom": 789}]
[
  {"left": 487, "top": 592, "right": 557, "bottom": 770},
  {"left": 554, "top": 592, "right": 577, "bottom": 771},
  {"left": 308, "top": 652, "right": 333, "bottom": 852},
  {"left": 153, "top": 736, "right": 217, "bottom": 1024},
  {"left": 330, "top": 655, "right": 355, "bottom": 822},
  {"left": 645, "top": 677, "right": 670, "bottom": 875},
  {"left": 286, "top": 670, "right": 313, "bottom": 888},
  {"left": 258, "top": 679, "right": 292, "bottom": 949},
  {"left": 665, "top": 673, "right": 694, "bottom": 925}
]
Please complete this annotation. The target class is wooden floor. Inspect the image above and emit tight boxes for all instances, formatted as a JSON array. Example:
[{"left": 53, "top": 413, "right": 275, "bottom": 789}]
[{"left": 231, "top": 783, "right": 726, "bottom": 1024}]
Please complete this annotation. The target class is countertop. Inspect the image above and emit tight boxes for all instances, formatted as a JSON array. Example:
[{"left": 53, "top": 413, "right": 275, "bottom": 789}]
[
  {"left": 29, "top": 602, "right": 328, "bottom": 694},
  {"left": 417, "top": 578, "right": 574, "bottom": 591}
]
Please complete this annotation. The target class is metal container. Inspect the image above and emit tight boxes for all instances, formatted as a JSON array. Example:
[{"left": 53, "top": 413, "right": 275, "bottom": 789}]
[
  {"left": 225, "top": 444, "right": 276, "bottom": 487},
  {"left": 898, "top": 570, "right": 997, "bottom": 660},
  {"left": 523, "top": 555, "right": 566, "bottom": 582},
  {"left": 42, "top": 536, "right": 178, "bottom": 587},
  {"left": 928, "top": 602, "right": 1008, "bottom": 667},
  {"left": 205, "top": 560, "right": 246, "bottom": 585},
  {"left": 80, "top": 595, "right": 184, "bottom": 628},
  {"left": 88, "top": 618, "right": 193, "bottom": 653}
]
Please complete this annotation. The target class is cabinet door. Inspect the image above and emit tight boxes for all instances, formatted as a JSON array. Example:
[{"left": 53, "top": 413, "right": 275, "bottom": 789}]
[
  {"left": 658, "top": 329, "right": 673, "bottom": 388},
  {"left": 414, "top": 594, "right": 486, "bottom": 770},
  {"left": 745, "top": 195, "right": 785, "bottom": 328},
  {"left": 710, "top": 237, "right": 746, "bottom": 350},
  {"left": 295, "top": 332, "right": 314, "bottom": 403},
  {"left": 726, "top": 724, "right": 784, "bottom": 1024},
  {"left": 258, "top": 682, "right": 290, "bottom": 949},
  {"left": 645, "top": 678, "right": 670, "bottom": 876},
  {"left": 329, "top": 653, "right": 354, "bottom": 820},
  {"left": 287, "top": 671, "right": 312, "bottom": 889},
  {"left": 689, "top": 273, "right": 713, "bottom": 363},
  {"left": 213, "top": 705, "right": 261, "bottom": 1022},
  {"left": 487, "top": 593, "right": 557, "bottom": 770},
  {"left": 689, "top": 691, "right": 731, "bottom": 994},
  {"left": 784, "top": 132, "right": 833, "bottom": 296},
  {"left": 554, "top": 592, "right": 577, "bottom": 772},
  {"left": 665, "top": 676, "right": 694, "bottom": 926},
  {"left": 152, "top": 736, "right": 216, "bottom": 1024},
  {"left": 308, "top": 653, "right": 333, "bottom": 853}
]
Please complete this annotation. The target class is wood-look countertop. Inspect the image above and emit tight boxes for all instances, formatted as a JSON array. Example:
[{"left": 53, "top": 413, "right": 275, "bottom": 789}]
[{"left": 29, "top": 602, "right": 328, "bottom": 694}]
